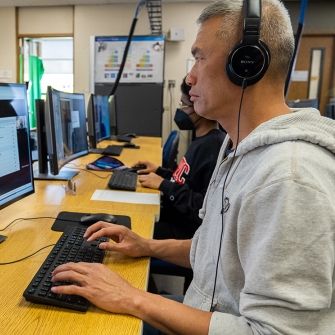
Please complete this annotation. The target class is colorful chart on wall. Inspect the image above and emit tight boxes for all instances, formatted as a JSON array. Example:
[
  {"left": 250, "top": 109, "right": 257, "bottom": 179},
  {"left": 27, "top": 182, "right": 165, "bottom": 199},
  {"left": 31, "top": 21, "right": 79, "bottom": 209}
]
[{"left": 92, "top": 35, "right": 165, "bottom": 84}]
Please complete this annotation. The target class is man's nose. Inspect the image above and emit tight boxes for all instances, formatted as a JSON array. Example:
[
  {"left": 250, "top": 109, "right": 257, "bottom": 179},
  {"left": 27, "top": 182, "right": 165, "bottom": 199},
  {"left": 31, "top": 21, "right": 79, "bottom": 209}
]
[{"left": 186, "top": 72, "right": 195, "bottom": 86}]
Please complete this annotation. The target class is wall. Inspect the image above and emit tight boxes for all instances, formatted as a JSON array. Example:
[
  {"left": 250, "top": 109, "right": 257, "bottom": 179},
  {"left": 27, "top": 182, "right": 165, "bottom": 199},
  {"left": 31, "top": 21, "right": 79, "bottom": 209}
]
[
  {"left": 18, "top": 6, "right": 73, "bottom": 34},
  {"left": 285, "top": 1, "right": 335, "bottom": 34},
  {"left": 0, "top": 8, "right": 16, "bottom": 82}
]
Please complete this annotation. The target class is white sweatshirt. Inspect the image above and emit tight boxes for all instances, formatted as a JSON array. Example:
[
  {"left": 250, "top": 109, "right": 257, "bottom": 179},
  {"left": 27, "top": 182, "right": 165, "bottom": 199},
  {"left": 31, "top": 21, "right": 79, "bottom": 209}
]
[{"left": 184, "top": 108, "right": 335, "bottom": 335}]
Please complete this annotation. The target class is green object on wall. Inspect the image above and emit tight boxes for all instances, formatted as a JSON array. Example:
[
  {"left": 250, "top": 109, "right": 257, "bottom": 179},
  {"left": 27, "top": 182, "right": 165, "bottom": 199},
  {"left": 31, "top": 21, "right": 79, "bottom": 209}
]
[
  {"left": 19, "top": 54, "right": 24, "bottom": 84},
  {"left": 28, "top": 55, "right": 44, "bottom": 128}
]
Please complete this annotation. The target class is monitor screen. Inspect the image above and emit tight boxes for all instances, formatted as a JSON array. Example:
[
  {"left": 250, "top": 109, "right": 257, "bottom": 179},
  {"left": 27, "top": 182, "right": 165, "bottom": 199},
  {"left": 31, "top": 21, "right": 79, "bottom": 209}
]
[
  {"left": 0, "top": 83, "right": 34, "bottom": 209},
  {"left": 87, "top": 94, "right": 111, "bottom": 149},
  {"left": 45, "top": 87, "right": 88, "bottom": 176}
]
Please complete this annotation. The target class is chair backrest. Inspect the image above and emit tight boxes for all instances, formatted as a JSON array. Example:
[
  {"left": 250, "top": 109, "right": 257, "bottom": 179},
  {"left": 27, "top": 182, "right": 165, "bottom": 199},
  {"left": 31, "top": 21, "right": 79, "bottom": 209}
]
[
  {"left": 162, "top": 130, "right": 180, "bottom": 170},
  {"left": 325, "top": 103, "right": 335, "bottom": 119},
  {"left": 287, "top": 98, "right": 319, "bottom": 109}
]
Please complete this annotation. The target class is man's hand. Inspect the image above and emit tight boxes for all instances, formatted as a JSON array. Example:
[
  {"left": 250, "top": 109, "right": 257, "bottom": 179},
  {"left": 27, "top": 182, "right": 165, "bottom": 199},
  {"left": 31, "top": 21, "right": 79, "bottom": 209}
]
[
  {"left": 84, "top": 222, "right": 151, "bottom": 258},
  {"left": 51, "top": 262, "right": 211, "bottom": 335},
  {"left": 51, "top": 262, "right": 141, "bottom": 314},
  {"left": 138, "top": 172, "right": 164, "bottom": 189}
]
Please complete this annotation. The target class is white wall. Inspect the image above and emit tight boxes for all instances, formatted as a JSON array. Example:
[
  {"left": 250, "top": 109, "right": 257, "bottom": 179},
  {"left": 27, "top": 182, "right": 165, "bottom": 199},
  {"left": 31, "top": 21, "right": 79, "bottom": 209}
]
[
  {"left": 0, "top": 8, "right": 16, "bottom": 82},
  {"left": 18, "top": 6, "right": 73, "bottom": 34}
]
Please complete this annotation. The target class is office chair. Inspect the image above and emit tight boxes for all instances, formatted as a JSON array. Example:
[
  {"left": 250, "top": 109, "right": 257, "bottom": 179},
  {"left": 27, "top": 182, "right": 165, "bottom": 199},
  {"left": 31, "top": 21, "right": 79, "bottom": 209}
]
[
  {"left": 162, "top": 130, "right": 180, "bottom": 170},
  {"left": 325, "top": 102, "right": 335, "bottom": 119}
]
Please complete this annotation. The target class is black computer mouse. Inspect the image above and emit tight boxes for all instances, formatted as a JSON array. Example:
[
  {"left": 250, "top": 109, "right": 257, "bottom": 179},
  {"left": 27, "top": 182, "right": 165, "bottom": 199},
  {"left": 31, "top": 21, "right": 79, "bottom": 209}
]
[
  {"left": 80, "top": 213, "right": 117, "bottom": 226},
  {"left": 127, "top": 163, "right": 147, "bottom": 174}
]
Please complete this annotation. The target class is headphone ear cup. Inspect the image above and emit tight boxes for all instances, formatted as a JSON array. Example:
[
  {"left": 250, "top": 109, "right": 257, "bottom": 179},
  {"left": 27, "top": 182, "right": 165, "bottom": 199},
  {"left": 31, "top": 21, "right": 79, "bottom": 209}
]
[{"left": 226, "top": 40, "right": 270, "bottom": 86}]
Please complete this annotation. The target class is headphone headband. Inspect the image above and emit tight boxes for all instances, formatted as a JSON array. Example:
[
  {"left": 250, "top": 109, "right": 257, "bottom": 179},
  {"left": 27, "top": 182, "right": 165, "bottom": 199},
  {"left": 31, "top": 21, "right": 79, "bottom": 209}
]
[
  {"left": 243, "top": 0, "right": 261, "bottom": 43},
  {"left": 226, "top": 0, "right": 270, "bottom": 87}
]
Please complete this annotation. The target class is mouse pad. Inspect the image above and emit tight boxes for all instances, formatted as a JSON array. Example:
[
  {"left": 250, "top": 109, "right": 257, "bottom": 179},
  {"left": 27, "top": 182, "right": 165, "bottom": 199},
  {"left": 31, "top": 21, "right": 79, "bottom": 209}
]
[{"left": 51, "top": 211, "right": 131, "bottom": 233}]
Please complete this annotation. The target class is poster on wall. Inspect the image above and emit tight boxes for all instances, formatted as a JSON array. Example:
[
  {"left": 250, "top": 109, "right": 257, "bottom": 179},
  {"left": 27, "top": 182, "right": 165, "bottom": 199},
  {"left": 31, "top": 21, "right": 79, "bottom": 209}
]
[{"left": 92, "top": 35, "right": 165, "bottom": 84}]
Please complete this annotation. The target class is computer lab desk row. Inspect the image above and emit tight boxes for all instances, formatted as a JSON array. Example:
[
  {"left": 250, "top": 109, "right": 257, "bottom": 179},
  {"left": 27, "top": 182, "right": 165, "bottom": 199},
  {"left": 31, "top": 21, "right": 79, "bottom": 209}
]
[{"left": 0, "top": 136, "right": 162, "bottom": 335}]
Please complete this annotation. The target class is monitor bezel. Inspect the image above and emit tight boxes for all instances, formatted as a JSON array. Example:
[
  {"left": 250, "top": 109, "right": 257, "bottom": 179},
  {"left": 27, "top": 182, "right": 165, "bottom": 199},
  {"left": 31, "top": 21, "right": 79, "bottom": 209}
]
[{"left": 0, "top": 82, "right": 35, "bottom": 210}]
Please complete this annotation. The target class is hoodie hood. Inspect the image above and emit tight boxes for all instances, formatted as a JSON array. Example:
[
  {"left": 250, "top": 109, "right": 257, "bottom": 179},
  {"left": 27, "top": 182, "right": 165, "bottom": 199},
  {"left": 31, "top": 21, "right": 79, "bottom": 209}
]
[{"left": 234, "top": 108, "right": 335, "bottom": 157}]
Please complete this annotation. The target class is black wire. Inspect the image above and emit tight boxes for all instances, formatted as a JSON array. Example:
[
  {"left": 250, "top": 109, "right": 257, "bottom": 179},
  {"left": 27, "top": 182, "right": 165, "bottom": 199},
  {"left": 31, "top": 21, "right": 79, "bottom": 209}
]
[
  {"left": 109, "top": 18, "right": 138, "bottom": 96},
  {"left": 0, "top": 244, "right": 55, "bottom": 265},
  {"left": 0, "top": 216, "right": 80, "bottom": 232},
  {"left": 210, "top": 79, "right": 247, "bottom": 312},
  {"left": 109, "top": 0, "right": 145, "bottom": 97}
]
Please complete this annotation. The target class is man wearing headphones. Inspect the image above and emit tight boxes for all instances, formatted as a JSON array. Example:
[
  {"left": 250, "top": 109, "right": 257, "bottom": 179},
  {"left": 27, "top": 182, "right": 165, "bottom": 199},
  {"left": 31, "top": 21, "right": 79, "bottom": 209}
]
[{"left": 51, "top": 1, "right": 335, "bottom": 334}]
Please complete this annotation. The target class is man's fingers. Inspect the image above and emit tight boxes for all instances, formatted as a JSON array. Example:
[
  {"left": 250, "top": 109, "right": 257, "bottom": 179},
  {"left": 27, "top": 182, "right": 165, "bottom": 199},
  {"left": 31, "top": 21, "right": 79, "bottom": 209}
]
[
  {"left": 51, "top": 269, "right": 87, "bottom": 285},
  {"left": 51, "top": 283, "right": 85, "bottom": 296},
  {"left": 85, "top": 224, "right": 127, "bottom": 241},
  {"left": 83, "top": 222, "right": 110, "bottom": 238}
]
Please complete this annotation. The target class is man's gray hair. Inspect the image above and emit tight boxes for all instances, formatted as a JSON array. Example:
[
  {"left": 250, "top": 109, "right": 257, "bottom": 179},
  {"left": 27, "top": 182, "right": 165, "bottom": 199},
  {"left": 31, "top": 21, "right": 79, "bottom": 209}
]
[{"left": 197, "top": 0, "right": 294, "bottom": 79}]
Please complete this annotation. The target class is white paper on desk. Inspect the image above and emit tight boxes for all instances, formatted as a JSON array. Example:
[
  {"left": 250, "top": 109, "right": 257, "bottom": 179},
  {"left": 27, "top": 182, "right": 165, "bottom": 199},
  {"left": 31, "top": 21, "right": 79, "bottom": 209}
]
[{"left": 91, "top": 189, "right": 160, "bottom": 205}]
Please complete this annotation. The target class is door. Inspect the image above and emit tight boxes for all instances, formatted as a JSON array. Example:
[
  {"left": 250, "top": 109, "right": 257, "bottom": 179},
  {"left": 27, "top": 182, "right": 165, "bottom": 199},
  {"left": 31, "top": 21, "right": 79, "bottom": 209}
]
[{"left": 286, "top": 35, "right": 335, "bottom": 115}]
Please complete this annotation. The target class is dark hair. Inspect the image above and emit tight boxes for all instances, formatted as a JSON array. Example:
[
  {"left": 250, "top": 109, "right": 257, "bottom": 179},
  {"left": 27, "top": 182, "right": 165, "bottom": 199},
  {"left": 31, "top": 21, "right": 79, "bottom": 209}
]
[{"left": 180, "top": 76, "right": 191, "bottom": 97}]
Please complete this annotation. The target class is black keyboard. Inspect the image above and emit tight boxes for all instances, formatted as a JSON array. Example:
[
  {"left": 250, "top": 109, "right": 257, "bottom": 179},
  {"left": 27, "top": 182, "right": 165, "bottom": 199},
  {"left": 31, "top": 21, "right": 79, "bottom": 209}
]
[
  {"left": 90, "top": 145, "right": 123, "bottom": 156},
  {"left": 102, "top": 145, "right": 123, "bottom": 156},
  {"left": 23, "top": 226, "right": 108, "bottom": 312},
  {"left": 108, "top": 170, "right": 137, "bottom": 191},
  {"left": 115, "top": 135, "right": 132, "bottom": 143}
]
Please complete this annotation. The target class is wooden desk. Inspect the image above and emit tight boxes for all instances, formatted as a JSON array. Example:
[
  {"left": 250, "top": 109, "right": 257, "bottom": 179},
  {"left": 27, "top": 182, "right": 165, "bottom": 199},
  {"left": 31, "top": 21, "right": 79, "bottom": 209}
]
[{"left": 0, "top": 136, "right": 162, "bottom": 335}]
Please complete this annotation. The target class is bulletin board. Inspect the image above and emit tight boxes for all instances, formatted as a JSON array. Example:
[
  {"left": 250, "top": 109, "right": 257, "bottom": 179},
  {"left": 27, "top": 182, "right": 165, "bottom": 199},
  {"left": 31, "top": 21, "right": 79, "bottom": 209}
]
[{"left": 91, "top": 35, "right": 165, "bottom": 85}]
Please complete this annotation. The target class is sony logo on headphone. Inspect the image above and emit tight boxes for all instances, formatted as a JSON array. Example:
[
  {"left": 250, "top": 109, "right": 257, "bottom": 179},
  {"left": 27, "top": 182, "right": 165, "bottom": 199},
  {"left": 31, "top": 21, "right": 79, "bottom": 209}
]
[{"left": 240, "top": 59, "right": 255, "bottom": 64}]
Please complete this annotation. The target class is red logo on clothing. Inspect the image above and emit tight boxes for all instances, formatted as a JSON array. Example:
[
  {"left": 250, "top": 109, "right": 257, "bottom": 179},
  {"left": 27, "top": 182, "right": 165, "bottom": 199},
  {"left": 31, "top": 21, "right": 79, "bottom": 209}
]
[{"left": 172, "top": 157, "right": 190, "bottom": 185}]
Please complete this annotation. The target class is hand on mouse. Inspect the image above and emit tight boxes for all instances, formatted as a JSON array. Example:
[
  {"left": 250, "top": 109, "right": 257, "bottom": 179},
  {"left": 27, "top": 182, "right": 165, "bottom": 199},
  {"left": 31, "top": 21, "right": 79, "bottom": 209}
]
[
  {"left": 138, "top": 172, "right": 163, "bottom": 190},
  {"left": 132, "top": 160, "right": 157, "bottom": 174}
]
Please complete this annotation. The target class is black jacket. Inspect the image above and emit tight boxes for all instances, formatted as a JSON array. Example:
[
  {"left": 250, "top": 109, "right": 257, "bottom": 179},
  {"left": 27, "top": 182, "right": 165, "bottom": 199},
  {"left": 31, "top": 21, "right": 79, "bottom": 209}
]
[{"left": 157, "top": 128, "right": 225, "bottom": 238}]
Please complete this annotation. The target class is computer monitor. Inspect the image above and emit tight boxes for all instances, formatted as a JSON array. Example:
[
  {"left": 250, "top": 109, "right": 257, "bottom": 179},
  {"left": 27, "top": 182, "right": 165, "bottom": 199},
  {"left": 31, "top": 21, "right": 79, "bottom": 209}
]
[
  {"left": 87, "top": 94, "right": 111, "bottom": 149},
  {"left": 44, "top": 86, "right": 88, "bottom": 180},
  {"left": 0, "top": 83, "right": 34, "bottom": 209},
  {"left": 33, "top": 99, "right": 49, "bottom": 178}
]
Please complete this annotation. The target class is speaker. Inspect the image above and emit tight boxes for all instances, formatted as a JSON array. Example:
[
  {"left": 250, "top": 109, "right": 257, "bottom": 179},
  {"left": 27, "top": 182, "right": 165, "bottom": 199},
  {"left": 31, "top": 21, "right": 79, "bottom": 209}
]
[{"left": 226, "top": 0, "right": 271, "bottom": 87}]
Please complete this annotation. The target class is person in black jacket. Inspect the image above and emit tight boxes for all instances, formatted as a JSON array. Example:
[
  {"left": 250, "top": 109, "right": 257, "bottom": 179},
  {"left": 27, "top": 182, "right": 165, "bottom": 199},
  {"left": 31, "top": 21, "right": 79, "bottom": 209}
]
[{"left": 133, "top": 77, "right": 225, "bottom": 239}]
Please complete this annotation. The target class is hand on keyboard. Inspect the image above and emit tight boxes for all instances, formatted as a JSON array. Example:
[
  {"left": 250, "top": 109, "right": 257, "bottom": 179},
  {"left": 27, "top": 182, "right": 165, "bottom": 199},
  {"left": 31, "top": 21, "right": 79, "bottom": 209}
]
[
  {"left": 51, "top": 262, "right": 137, "bottom": 315},
  {"left": 138, "top": 172, "right": 164, "bottom": 190}
]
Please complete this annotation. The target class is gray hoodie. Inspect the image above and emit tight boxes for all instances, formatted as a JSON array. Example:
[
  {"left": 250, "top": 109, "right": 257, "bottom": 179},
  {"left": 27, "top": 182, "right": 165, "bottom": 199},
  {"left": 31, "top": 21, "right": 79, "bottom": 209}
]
[{"left": 183, "top": 109, "right": 335, "bottom": 335}]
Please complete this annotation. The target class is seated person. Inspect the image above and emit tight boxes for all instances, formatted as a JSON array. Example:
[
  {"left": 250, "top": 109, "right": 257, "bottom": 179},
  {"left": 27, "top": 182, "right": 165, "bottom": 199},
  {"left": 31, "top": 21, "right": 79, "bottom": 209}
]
[
  {"left": 134, "top": 78, "right": 225, "bottom": 239},
  {"left": 51, "top": 1, "right": 335, "bottom": 333}
]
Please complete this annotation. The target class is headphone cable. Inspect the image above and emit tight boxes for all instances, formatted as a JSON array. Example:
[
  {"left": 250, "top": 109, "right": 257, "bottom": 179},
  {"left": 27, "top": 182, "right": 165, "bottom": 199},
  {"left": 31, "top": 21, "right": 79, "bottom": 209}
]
[{"left": 210, "top": 79, "right": 246, "bottom": 311}]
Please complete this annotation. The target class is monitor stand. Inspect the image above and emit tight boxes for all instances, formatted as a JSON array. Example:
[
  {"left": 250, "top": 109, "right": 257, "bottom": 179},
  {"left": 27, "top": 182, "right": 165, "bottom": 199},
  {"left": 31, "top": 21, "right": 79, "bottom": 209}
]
[{"left": 33, "top": 162, "right": 79, "bottom": 181}]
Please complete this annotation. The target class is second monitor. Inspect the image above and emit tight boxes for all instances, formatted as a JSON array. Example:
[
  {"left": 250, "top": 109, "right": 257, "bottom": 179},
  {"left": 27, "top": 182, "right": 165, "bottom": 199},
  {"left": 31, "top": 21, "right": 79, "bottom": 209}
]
[
  {"left": 87, "top": 93, "right": 111, "bottom": 149},
  {"left": 87, "top": 93, "right": 124, "bottom": 156},
  {"left": 42, "top": 86, "right": 89, "bottom": 180}
]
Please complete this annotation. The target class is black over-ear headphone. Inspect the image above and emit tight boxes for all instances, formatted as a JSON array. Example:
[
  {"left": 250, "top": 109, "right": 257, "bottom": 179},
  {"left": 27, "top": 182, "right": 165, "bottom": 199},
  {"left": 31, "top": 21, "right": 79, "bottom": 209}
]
[{"left": 226, "top": 0, "right": 271, "bottom": 87}]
